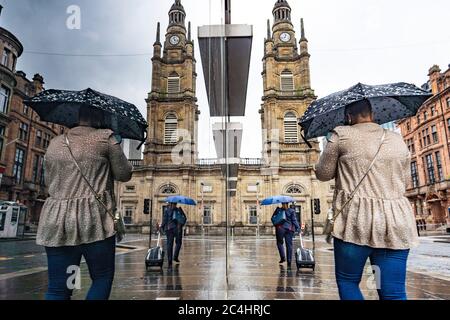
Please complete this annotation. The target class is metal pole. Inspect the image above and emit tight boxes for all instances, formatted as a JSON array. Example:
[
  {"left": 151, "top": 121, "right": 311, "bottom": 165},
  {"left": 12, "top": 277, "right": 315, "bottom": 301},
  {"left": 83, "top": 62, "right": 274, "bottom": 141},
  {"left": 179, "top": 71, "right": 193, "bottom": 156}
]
[
  {"left": 224, "top": 0, "right": 231, "bottom": 289},
  {"left": 201, "top": 183, "right": 204, "bottom": 236},
  {"left": 225, "top": 0, "right": 231, "bottom": 24},
  {"left": 148, "top": 204, "right": 153, "bottom": 248},
  {"left": 310, "top": 169, "right": 316, "bottom": 250},
  {"left": 310, "top": 199, "right": 315, "bottom": 249},
  {"left": 256, "top": 182, "right": 260, "bottom": 237}
]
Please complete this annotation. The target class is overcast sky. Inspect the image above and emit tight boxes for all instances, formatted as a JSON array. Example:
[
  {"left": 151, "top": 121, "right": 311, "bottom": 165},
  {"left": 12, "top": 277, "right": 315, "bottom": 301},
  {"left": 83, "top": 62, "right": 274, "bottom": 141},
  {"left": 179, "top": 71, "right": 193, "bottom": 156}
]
[{"left": 2, "top": 0, "right": 450, "bottom": 158}]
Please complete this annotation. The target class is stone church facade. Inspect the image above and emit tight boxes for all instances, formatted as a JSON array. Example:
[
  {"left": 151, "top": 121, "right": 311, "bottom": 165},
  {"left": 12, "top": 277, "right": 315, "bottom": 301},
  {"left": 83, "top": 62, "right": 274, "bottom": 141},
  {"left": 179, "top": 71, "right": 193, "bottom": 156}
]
[{"left": 117, "top": 0, "right": 334, "bottom": 235}]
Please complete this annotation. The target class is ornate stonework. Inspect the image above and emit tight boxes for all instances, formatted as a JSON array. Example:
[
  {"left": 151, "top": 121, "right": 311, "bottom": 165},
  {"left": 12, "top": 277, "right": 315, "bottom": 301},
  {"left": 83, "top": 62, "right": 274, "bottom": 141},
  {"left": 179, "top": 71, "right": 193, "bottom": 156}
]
[{"left": 118, "top": 0, "right": 334, "bottom": 235}]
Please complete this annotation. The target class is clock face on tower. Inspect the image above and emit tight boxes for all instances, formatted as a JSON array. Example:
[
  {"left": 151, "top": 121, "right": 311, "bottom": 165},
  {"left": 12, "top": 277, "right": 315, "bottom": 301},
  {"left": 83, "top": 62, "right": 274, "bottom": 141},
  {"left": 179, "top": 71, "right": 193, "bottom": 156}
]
[
  {"left": 280, "top": 32, "right": 291, "bottom": 43},
  {"left": 170, "top": 35, "right": 180, "bottom": 45}
]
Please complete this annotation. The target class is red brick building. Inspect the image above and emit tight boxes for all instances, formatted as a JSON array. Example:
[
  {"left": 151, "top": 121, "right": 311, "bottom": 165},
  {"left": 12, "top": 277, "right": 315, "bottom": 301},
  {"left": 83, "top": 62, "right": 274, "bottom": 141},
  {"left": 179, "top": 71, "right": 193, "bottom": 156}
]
[
  {"left": 0, "top": 17, "right": 67, "bottom": 227},
  {"left": 398, "top": 64, "right": 450, "bottom": 228},
  {"left": 1, "top": 72, "right": 67, "bottom": 224},
  {"left": 0, "top": 25, "right": 22, "bottom": 178}
]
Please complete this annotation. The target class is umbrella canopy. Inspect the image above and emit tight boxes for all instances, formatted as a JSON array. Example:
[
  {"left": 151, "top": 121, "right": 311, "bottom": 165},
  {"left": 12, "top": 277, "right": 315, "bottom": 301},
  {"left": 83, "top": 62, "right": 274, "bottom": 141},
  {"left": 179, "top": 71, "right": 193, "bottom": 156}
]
[
  {"left": 165, "top": 196, "right": 197, "bottom": 206},
  {"left": 299, "top": 82, "right": 432, "bottom": 139},
  {"left": 260, "top": 195, "right": 295, "bottom": 206},
  {"left": 24, "top": 88, "right": 148, "bottom": 142}
]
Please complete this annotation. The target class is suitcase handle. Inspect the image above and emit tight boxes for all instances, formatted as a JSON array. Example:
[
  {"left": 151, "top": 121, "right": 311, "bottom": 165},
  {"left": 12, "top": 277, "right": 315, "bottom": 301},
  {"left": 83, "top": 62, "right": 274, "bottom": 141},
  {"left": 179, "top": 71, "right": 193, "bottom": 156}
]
[
  {"left": 297, "top": 229, "right": 305, "bottom": 249},
  {"left": 156, "top": 230, "right": 161, "bottom": 247},
  {"left": 297, "top": 229, "right": 316, "bottom": 253}
]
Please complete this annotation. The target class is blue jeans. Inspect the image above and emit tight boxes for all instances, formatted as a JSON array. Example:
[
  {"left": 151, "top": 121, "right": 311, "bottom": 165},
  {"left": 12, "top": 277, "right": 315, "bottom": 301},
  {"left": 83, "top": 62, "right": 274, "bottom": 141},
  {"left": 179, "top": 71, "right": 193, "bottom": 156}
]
[
  {"left": 333, "top": 238, "right": 410, "bottom": 300},
  {"left": 45, "top": 236, "right": 116, "bottom": 300},
  {"left": 276, "top": 227, "right": 294, "bottom": 263}
]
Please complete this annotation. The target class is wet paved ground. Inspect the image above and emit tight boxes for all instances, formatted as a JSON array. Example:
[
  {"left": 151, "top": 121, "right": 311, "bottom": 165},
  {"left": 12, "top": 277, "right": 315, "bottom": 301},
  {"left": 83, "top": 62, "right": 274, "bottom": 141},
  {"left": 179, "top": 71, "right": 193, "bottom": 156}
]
[{"left": 0, "top": 235, "right": 449, "bottom": 300}]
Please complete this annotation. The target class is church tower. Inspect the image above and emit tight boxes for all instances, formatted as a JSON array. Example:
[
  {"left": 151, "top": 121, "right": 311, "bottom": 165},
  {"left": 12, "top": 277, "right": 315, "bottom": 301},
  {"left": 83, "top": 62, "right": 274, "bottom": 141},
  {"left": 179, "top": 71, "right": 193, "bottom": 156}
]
[
  {"left": 145, "top": 0, "right": 199, "bottom": 166},
  {"left": 260, "top": 0, "right": 319, "bottom": 167}
]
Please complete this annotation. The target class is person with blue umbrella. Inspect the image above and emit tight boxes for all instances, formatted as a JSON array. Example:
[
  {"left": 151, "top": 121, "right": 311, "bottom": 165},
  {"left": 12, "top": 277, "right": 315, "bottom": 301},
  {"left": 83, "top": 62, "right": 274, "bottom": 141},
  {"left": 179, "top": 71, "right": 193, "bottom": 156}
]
[
  {"left": 262, "top": 196, "right": 300, "bottom": 268},
  {"left": 160, "top": 196, "right": 195, "bottom": 269}
]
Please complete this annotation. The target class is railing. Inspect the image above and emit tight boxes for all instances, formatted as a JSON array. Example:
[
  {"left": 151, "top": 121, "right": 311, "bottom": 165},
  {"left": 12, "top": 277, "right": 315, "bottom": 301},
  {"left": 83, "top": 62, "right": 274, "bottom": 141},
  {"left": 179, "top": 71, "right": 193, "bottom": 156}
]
[
  {"left": 196, "top": 158, "right": 265, "bottom": 167},
  {"left": 129, "top": 159, "right": 144, "bottom": 168},
  {"left": 197, "top": 159, "right": 219, "bottom": 166},
  {"left": 130, "top": 158, "right": 265, "bottom": 168},
  {"left": 240, "top": 158, "right": 264, "bottom": 166}
]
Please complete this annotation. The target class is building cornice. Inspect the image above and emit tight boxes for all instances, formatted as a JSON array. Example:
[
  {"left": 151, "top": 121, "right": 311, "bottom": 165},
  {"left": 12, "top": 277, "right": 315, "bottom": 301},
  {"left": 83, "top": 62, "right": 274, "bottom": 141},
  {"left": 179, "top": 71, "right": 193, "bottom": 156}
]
[
  {"left": 146, "top": 94, "right": 198, "bottom": 103},
  {"left": 262, "top": 92, "right": 316, "bottom": 101},
  {"left": 398, "top": 87, "right": 450, "bottom": 128},
  {"left": 263, "top": 53, "right": 301, "bottom": 62},
  {"left": 425, "top": 87, "right": 450, "bottom": 104},
  {"left": 0, "top": 27, "right": 24, "bottom": 57}
]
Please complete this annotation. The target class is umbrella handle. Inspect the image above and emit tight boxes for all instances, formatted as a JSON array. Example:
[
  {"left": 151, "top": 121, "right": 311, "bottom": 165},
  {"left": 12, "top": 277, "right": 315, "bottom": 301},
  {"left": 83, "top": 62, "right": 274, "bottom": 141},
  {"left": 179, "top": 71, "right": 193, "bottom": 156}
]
[
  {"left": 136, "top": 130, "right": 147, "bottom": 150},
  {"left": 301, "top": 133, "right": 313, "bottom": 149},
  {"left": 137, "top": 140, "right": 145, "bottom": 150}
]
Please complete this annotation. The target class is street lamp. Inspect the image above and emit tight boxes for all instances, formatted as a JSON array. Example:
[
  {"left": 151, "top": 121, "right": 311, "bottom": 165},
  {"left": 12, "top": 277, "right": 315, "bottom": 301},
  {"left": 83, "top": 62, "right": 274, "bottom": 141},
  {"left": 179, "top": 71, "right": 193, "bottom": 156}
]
[
  {"left": 256, "top": 182, "right": 260, "bottom": 237},
  {"left": 200, "top": 182, "right": 205, "bottom": 236}
]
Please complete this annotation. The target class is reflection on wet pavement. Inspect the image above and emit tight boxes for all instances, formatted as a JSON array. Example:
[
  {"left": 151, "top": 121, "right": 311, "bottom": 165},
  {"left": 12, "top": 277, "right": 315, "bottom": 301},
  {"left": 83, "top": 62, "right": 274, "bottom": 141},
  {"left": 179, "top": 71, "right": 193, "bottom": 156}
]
[{"left": 0, "top": 236, "right": 449, "bottom": 300}]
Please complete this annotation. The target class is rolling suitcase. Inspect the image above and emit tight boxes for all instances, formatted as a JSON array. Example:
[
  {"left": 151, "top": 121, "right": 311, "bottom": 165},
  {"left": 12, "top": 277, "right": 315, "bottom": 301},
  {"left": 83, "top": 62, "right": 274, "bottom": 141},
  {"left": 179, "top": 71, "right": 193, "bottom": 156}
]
[
  {"left": 145, "top": 231, "right": 165, "bottom": 270},
  {"left": 295, "top": 231, "right": 315, "bottom": 271}
]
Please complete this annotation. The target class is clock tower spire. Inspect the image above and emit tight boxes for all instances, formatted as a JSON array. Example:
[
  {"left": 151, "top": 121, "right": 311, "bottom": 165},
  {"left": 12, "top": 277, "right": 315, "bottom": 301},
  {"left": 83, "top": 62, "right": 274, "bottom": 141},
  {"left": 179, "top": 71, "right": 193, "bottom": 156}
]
[
  {"left": 260, "top": 1, "right": 318, "bottom": 167},
  {"left": 145, "top": 0, "right": 199, "bottom": 167},
  {"left": 270, "top": 0, "right": 298, "bottom": 59}
]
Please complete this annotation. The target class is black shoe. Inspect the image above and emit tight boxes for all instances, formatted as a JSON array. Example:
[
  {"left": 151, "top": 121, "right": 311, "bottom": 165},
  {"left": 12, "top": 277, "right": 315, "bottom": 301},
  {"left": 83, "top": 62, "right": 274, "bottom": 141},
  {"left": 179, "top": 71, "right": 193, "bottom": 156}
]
[
  {"left": 168, "top": 263, "right": 173, "bottom": 269},
  {"left": 174, "top": 259, "right": 180, "bottom": 263},
  {"left": 279, "top": 259, "right": 286, "bottom": 264},
  {"left": 287, "top": 262, "right": 292, "bottom": 269}
]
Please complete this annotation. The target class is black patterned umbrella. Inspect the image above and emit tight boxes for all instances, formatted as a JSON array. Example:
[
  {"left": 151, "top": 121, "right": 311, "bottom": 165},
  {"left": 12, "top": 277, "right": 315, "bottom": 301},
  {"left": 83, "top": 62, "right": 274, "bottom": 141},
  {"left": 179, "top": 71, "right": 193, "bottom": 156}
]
[
  {"left": 299, "top": 82, "right": 432, "bottom": 139},
  {"left": 24, "top": 88, "right": 148, "bottom": 142}
]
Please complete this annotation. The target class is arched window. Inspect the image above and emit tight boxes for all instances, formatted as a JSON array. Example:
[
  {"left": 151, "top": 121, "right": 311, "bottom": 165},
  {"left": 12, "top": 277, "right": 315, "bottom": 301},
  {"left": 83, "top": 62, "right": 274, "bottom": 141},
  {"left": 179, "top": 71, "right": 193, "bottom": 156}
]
[
  {"left": 280, "top": 70, "right": 294, "bottom": 91},
  {"left": 160, "top": 184, "right": 178, "bottom": 195},
  {"left": 164, "top": 113, "right": 178, "bottom": 144},
  {"left": 167, "top": 72, "right": 180, "bottom": 94},
  {"left": 285, "top": 184, "right": 303, "bottom": 195},
  {"left": 284, "top": 112, "right": 299, "bottom": 143}
]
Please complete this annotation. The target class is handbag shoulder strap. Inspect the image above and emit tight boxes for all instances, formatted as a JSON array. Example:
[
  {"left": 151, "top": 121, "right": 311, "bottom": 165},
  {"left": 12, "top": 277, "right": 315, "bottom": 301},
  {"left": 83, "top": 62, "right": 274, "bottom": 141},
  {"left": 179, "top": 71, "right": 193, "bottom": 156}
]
[
  {"left": 333, "top": 129, "right": 387, "bottom": 220},
  {"left": 64, "top": 134, "right": 115, "bottom": 220}
]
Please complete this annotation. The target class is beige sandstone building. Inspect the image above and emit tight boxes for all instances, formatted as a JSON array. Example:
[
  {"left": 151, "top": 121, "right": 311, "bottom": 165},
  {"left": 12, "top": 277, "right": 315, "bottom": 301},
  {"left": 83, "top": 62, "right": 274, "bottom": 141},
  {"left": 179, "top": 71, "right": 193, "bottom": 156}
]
[{"left": 118, "top": 0, "right": 334, "bottom": 235}]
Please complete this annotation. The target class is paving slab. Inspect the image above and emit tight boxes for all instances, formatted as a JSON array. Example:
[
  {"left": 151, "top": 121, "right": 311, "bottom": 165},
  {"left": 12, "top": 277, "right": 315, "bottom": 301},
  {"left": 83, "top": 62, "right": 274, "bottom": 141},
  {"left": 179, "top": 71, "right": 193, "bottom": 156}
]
[{"left": 0, "top": 235, "right": 448, "bottom": 300}]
